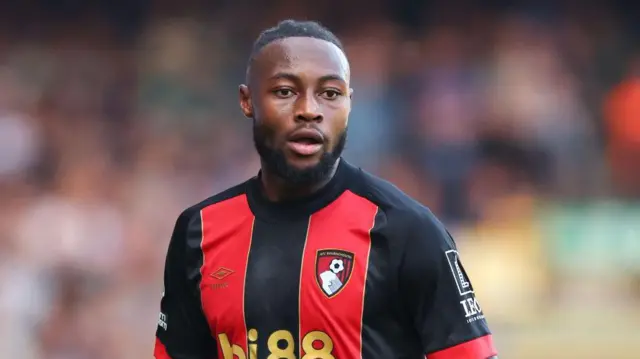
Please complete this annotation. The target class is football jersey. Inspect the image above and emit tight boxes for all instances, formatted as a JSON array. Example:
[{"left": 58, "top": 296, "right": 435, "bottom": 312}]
[{"left": 154, "top": 160, "right": 497, "bottom": 359}]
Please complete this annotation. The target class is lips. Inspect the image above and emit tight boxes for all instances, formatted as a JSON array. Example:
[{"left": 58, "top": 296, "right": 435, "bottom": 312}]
[
  {"left": 288, "top": 128, "right": 324, "bottom": 144},
  {"left": 286, "top": 128, "right": 324, "bottom": 156}
]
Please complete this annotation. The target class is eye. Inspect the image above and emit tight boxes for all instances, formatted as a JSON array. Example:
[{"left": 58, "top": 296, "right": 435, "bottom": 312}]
[
  {"left": 273, "top": 88, "right": 295, "bottom": 98},
  {"left": 320, "top": 89, "right": 342, "bottom": 100}
]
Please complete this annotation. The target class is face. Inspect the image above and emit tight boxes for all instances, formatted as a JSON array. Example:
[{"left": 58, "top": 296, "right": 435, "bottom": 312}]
[{"left": 239, "top": 37, "right": 352, "bottom": 186}]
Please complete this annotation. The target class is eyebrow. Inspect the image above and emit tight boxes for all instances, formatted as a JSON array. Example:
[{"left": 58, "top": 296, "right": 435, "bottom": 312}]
[{"left": 269, "top": 72, "right": 346, "bottom": 84}]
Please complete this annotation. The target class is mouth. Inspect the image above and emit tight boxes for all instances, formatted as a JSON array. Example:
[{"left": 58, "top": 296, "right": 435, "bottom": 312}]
[{"left": 286, "top": 128, "right": 324, "bottom": 156}]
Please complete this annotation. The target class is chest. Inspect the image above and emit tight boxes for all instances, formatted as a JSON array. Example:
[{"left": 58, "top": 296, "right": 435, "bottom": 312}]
[{"left": 197, "top": 203, "right": 394, "bottom": 358}]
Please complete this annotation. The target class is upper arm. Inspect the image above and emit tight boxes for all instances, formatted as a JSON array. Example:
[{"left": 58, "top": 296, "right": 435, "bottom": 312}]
[
  {"left": 155, "top": 210, "right": 217, "bottom": 359},
  {"left": 398, "top": 210, "right": 497, "bottom": 359}
]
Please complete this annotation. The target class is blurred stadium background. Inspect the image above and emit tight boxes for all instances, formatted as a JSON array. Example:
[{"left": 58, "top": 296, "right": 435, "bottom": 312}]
[{"left": 0, "top": 0, "right": 639, "bottom": 358}]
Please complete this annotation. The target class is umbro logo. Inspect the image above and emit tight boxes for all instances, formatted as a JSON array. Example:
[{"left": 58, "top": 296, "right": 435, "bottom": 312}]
[
  {"left": 205, "top": 267, "right": 234, "bottom": 290},
  {"left": 210, "top": 267, "right": 234, "bottom": 280}
]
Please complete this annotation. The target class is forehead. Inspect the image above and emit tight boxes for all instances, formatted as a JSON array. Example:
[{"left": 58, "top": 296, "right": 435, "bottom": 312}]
[{"left": 252, "top": 37, "right": 350, "bottom": 81}]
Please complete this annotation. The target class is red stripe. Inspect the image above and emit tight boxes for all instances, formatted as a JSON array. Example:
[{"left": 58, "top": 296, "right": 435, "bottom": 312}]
[
  {"left": 200, "top": 195, "right": 254, "bottom": 358},
  {"left": 427, "top": 335, "right": 497, "bottom": 359},
  {"left": 299, "top": 190, "right": 378, "bottom": 358},
  {"left": 154, "top": 337, "right": 171, "bottom": 359}
]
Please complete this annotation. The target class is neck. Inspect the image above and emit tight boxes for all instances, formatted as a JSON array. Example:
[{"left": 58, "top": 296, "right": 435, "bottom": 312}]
[{"left": 259, "top": 160, "right": 340, "bottom": 202}]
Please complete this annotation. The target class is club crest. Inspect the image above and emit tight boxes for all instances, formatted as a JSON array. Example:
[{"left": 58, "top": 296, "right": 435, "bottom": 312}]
[{"left": 315, "top": 249, "right": 355, "bottom": 298}]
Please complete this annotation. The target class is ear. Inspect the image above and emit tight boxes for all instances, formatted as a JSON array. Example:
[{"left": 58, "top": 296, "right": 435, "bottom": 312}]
[
  {"left": 239, "top": 84, "right": 253, "bottom": 118},
  {"left": 349, "top": 88, "right": 354, "bottom": 100}
]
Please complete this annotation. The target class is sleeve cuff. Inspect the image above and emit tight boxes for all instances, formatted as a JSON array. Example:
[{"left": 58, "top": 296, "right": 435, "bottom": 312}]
[
  {"left": 427, "top": 334, "right": 497, "bottom": 359},
  {"left": 154, "top": 337, "right": 172, "bottom": 359}
]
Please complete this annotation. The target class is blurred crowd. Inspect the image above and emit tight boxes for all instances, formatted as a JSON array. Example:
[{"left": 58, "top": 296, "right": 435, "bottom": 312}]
[{"left": 0, "top": 0, "right": 639, "bottom": 358}]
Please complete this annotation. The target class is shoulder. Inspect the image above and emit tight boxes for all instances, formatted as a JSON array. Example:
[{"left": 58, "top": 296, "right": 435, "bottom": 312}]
[
  {"left": 353, "top": 169, "right": 427, "bottom": 214},
  {"left": 176, "top": 180, "right": 250, "bottom": 228},
  {"left": 350, "top": 168, "right": 450, "bottom": 246},
  {"left": 354, "top": 170, "right": 446, "bottom": 238},
  {"left": 166, "top": 180, "right": 251, "bottom": 263}
]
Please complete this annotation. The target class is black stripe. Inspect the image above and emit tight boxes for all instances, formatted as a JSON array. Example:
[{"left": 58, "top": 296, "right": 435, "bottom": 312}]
[
  {"left": 243, "top": 217, "right": 310, "bottom": 359},
  {"left": 361, "top": 209, "right": 423, "bottom": 358},
  {"left": 157, "top": 208, "right": 217, "bottom": 358},
  {"left": 185, "top": 210, "right": 206, "bottom": 294},
  {"left": 184, "top": 209, "right": 213, "bottom": 348}
]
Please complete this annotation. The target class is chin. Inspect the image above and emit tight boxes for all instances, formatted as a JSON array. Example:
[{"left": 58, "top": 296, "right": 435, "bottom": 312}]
[{"left": 287, "top": 154, "right": 322, "bottom": 166}]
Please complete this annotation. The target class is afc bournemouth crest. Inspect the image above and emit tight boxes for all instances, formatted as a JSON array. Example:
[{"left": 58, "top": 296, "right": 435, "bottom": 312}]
[{"left": 315, "top": 249, "right": 355, "bottom": 298}]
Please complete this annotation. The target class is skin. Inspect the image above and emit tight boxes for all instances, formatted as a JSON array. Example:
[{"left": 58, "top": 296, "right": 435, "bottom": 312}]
[{"left": 239, "top": 36, "right": 353, "bottom": 201}]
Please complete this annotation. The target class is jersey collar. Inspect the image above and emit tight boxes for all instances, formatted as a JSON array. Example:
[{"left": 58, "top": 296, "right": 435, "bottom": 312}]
[{"left": 247, "top": 159, "right": 352, "bottom": 222}]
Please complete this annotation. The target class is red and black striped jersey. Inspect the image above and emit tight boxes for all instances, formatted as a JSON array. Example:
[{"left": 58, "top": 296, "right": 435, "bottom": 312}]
[{"left": 154, "top": 160, "right": 497, "bottom": 359}]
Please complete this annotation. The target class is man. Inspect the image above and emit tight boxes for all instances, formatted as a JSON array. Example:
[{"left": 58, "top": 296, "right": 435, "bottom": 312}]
[{"left": 154, "top": 20, "right": 498, "bottom": 359}]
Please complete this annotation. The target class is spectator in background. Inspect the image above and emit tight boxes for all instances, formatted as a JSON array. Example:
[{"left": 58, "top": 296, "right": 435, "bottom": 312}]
[
  {"left": 486, "top": 15, "right": 595, "bottom": 196},
  {"left": 413, "top": 26, "right": 482, "bottom": 223},
  {"left": 340, "top": 20, "right": 396, "bottom": 173},
  {"left": 604, "top": 53, "right": 640, "bottom": 198}
]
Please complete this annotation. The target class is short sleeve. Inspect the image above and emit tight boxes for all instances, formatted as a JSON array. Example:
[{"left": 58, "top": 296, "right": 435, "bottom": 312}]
[
  {"left": 399, "top": 211, "right": 497, "bottom": 359},
  {"left": 154, "top": 211, "right": 217, "bottom": 359}
]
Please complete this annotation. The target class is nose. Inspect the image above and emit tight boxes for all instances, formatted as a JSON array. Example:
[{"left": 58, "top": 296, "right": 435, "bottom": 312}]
[{"left": 295, "top": 93, "right": 323, "bottom": 122}]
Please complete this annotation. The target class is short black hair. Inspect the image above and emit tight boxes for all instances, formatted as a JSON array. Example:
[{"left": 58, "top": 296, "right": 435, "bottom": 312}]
[{"left": 248, "top": 20, "right": 344, "bottom": 65}]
